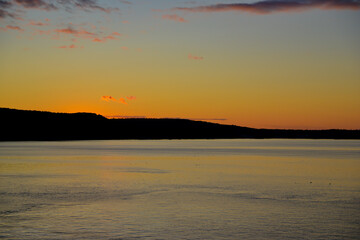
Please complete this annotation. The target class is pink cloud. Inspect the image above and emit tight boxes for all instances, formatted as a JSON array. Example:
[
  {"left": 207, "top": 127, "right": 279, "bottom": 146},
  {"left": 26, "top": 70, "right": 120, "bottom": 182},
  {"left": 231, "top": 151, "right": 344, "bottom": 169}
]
[
  {"left": 92, "top": 38, "right": 106, "bottom": 42},
  {"left": 112, "top": 32, "right": 122, "bottom": 36},
  {"left": 162, "top": 14, "right": 187, "bottom": 22},
  {"left": 101, "top": 96, "right": 117, "bottom": 102},
  {"left": 119, "top": 98, "right": 128, "bottom": 105},
  {"left": 34, "top": 29, "right": 52, "bottom": 35},
  {"left": 92, "top": 33, "right": 121, "bottom": 43},
  {"left": 6, "top": 25, "right": 23, "bottom": 31},
  {"left": 32, "top": 26, "right": 119, "bottom": 44},
  {"left": 101, "top": 95, "right": 134, "bottom": 105},
  {"left": 104, "top": 35, "right": 116, "bottom": 40},
  {"left": 126, "top": 96, "right": 136, "bottom": 100},
  {"left": 55, "top": 27, "right": 78, "bottom": 34},
  {"left": 55, "top": 27, "right": 99, "bottom": 41},
  {"left": 188, "top": 54, "right": 203, "bottom": 60},
  {"left": 57, "top": 44, "right": 81, "bottom": 49},
  {"left": 77, "top": 29, "right": 96, "bottom": 38},
  {"left": 29, "top": 20, "right": 48, "bottom": 26}
]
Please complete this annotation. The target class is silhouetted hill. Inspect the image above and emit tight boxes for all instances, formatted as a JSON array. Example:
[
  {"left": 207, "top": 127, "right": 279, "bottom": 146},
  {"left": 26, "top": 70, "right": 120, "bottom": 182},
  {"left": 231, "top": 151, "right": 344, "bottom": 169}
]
[{"left": 0, "top": 108, "right": 359, "bottom": 141}]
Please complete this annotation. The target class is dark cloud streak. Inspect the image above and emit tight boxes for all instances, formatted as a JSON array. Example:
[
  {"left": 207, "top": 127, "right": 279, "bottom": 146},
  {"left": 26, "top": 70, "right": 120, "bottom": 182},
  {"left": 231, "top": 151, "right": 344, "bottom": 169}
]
[
  {"left": 0, "top": 0, "right": 13, "bottom": 18},
  {"left": 0, "top": 0, "right": 119, "bottom": 19},
  {"left": 0, "top": 0, "right": 11, "bottom": 8},
  {"left": 71, "top": 0, "right": 119, "bottom": 13},
  {"left": 173, "top": 0, "right": 360, "bottom": 14},
  {"left": 14, "top": 0, "right": 57, "bottom": 10}
]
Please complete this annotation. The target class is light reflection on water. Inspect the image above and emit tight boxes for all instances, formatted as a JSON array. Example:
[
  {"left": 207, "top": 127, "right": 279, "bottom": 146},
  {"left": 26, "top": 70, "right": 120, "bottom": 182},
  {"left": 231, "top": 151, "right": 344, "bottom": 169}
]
[{"left": 0, "top": 139, "right": 359, "bottom": 239}]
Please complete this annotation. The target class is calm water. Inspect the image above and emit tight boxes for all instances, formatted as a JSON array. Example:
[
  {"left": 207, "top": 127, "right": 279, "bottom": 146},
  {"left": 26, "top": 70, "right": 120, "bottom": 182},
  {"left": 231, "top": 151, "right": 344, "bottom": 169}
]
[{"left": 0, "top": 139, "right": 359, "bottom": 239}]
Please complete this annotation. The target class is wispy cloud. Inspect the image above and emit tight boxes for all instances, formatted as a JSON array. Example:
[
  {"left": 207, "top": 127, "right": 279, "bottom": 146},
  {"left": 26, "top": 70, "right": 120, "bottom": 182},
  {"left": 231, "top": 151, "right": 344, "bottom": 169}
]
[
  {"left": 188, "top": 53, "right": 203, "bottom": 60},
  {"left": 126, "top": 96, "right": 136, "bottom": 100},
  {"left": 55, "top": 27, "right": 94, "bottom": 36},
  {"left": 0, "top": 1, "right": 124, "bottom": 50},
  {"left": 28, "top": 20, "right": 49, "bottom": 26},
  {"left": 101, "top": 95, "right": 136, "bottom": 105},
  {"left": 55, "top": 27, "right": 78, "bottom": 34},
  {"left": 57, "top": 44, "right": 82, "bottom": 49},
  {"left": 117, "top": 0, "right": 132, "bottom": 5},
  {"left": 112, "top": 31, "right": 122, "bottom": 36},
  {"left": 0, "top": 1, "right": 12, "bottom": 9},
  {"left": 0, "top": 0, "right": 120, "bottom": 19},
  {"left": 101, "top": 96, "right": 117, "bottom": 102},
  {"left": 162, "top": 14, "right": 187, "bottom": 22},
  {"left": 14, "top": 0, "right": 57, "bottom": 11},
  {"left": 6, "top": 25, "right": 23, "bottom": 31},
  {"left": 173, "top": 0, "right": 360, "bottom": 14},
  {"left": 92, "top": 33, "right": 120, "bottom": 42},
  {"left": 104, "top": 35, "right": 116, "bottom": 40},
  {"left": 71, "top": 0, "right": 119, "bottom": 13},
  {"left": 34, "top": 29, "right": 52, "bottom": 35},
  {"left": 0, "top": 1, "right": 14, "bottom": 18},
  {"left": 23, "top": 25, "right": 123, "bottom": 45},
  {"left": 54, "top": 26, "right": 121, "bottom": 43},
  {"left": 118, "top": 97, "right": 127, "bottom": 105},
  {"left": 92, "top": 37, "right": 105, "bottom": 42}
]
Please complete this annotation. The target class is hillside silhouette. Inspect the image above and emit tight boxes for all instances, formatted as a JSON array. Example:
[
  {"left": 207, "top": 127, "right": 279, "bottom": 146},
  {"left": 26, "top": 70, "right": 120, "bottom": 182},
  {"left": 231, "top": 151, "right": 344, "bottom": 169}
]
[{"left": 0, "top": 108, "right": 359, "bottom": 141}]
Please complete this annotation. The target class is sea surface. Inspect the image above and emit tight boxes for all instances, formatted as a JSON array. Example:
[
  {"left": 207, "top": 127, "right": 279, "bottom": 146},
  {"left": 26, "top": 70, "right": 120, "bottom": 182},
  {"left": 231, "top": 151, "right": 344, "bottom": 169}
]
[{"left": 0, "top": 139, "right": 359, "bottom": 239}]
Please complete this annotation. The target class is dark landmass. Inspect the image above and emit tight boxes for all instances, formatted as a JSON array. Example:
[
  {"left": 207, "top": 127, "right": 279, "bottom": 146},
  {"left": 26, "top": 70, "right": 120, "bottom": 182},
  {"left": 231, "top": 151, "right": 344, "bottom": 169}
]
[{"left": 0, "top": 108, "right": 359, "bottom": 141}]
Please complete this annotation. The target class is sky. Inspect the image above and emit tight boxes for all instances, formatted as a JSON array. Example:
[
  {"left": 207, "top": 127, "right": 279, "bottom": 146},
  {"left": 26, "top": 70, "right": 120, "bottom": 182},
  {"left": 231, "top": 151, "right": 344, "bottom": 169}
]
[{"left": 0, "top": 0, "right": 359, "bottom": 129}]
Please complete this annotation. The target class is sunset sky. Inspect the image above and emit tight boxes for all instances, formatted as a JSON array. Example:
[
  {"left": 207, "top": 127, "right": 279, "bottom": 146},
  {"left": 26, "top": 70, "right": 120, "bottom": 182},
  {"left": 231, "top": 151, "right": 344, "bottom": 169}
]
[{"left": 0, "top": 0, "right": 359, "bottom": 129}]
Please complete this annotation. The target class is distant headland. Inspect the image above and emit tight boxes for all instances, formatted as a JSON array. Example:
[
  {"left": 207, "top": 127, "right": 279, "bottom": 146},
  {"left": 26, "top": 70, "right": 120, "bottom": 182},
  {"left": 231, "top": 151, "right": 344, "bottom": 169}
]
[{"left": 0, "top": 108, "right": 359, "bottom": 141}]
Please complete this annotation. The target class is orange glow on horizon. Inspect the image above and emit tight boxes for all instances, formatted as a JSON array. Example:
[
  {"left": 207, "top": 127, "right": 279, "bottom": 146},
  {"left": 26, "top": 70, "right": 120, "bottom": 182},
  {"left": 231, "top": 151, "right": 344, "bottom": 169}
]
[{"left": 0, "top": 0, "right": 359, "bottom": 130}]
